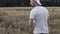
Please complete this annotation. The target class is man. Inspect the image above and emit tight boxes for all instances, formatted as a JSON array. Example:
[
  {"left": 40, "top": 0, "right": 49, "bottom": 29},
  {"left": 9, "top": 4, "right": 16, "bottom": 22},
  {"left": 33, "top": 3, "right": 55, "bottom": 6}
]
[{"left": 29, "top": 0, "right": 49, "bottom": 34}]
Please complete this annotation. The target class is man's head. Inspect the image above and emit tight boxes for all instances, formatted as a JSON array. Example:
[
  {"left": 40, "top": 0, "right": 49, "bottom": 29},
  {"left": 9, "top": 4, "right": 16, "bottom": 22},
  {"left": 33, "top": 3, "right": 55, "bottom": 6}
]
[{"left": 30, "top": 0, "right": 41, "bottom": 6}]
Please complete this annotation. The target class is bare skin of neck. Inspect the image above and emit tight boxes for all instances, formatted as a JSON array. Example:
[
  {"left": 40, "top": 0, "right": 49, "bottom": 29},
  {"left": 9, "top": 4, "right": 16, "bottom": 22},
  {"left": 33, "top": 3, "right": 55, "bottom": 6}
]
[{"left": 35, "top": 3, "right": 40, "bottom": 7}]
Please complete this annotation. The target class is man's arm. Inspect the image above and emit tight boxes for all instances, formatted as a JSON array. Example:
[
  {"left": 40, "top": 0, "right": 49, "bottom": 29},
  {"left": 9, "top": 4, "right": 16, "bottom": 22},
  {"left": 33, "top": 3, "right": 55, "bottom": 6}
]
[
  {"left": 29, "top": 8, "right": 36, "bottom": 28},
  {"left": 29, "top": 18, "right": 34, "bottom": 28}
]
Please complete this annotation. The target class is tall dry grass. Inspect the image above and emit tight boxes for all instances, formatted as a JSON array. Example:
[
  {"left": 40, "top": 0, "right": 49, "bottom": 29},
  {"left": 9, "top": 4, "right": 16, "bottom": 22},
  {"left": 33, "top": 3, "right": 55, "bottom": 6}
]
[{"left": 0, "top": 7, "right": 60, "bottom": 34}]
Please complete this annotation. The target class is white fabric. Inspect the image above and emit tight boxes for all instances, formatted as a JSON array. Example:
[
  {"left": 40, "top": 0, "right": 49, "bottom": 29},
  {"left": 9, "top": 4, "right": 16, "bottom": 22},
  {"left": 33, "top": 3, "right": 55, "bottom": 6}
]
[
  {"left": 35, "top": 0, "right": 41, "bottom": 5},
  {"left": 34, "top": 33, "right": 49, "bottom": 34},
  {"left": 29, "top": 6, "right": 49, "bottom": 33}
]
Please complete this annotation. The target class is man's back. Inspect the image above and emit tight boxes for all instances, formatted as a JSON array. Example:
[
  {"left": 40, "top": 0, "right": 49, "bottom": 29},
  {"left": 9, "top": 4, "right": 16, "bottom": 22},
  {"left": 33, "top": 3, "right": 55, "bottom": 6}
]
[{"left": 30, "top": 6, "right": 49, "bottom": 33}]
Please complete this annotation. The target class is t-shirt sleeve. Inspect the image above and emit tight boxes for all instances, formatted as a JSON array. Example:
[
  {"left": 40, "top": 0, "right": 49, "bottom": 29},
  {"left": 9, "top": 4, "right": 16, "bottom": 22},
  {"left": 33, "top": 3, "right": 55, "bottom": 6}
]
[{"left": 29, "top": 9, "right": 36, "bottom": 19}]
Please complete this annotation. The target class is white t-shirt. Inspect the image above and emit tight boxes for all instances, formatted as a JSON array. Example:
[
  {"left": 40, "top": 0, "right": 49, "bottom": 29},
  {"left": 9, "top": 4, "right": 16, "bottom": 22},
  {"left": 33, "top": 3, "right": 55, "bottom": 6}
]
[{"left": 29, "top": 6, "right": 49, "bottom": 33}]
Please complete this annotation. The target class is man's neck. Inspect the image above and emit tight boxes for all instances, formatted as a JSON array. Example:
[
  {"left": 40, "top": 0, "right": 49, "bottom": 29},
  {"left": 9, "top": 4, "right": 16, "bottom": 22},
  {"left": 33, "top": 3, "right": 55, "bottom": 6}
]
[{"left": 35, "top": 4, "right": 41, "bottom": 7}]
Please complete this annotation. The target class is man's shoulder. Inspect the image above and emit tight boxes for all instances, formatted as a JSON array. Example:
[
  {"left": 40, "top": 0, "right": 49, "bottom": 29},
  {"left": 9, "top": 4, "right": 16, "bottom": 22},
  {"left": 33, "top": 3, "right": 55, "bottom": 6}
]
[
  {"left": 31, "top": 6, "right": 47, "bottom": 12},
  {"left": 31, "top": 7, "right": 39, "bottom": 11},
  {"left": 32, "top": 6, "right": 46, "bottom": 10},
  {"left": 31, "top": 7, "right": 37, "bottom": 12},
  {"left": 32, "top": 7, "right": 38, "bottom": 10},
  {"left": 30, "top": 7, "right": 38, "bottom": 14}
]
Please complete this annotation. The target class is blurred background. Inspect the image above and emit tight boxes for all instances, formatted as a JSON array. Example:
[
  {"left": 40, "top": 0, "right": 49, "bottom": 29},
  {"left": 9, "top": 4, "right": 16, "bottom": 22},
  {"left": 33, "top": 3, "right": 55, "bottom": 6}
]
[
  {"left": 0, "top": 0, "right": 60, "bottom": 7},
  {"left": 0, "top": 0, "right": 60, "bottom": 34}
]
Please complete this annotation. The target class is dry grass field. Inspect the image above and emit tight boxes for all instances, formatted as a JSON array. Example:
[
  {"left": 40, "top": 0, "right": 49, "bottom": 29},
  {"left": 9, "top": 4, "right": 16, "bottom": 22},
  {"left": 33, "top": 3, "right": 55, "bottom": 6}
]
[{"left": 0, "top": 7, "right": 60, "bottom": 34}]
